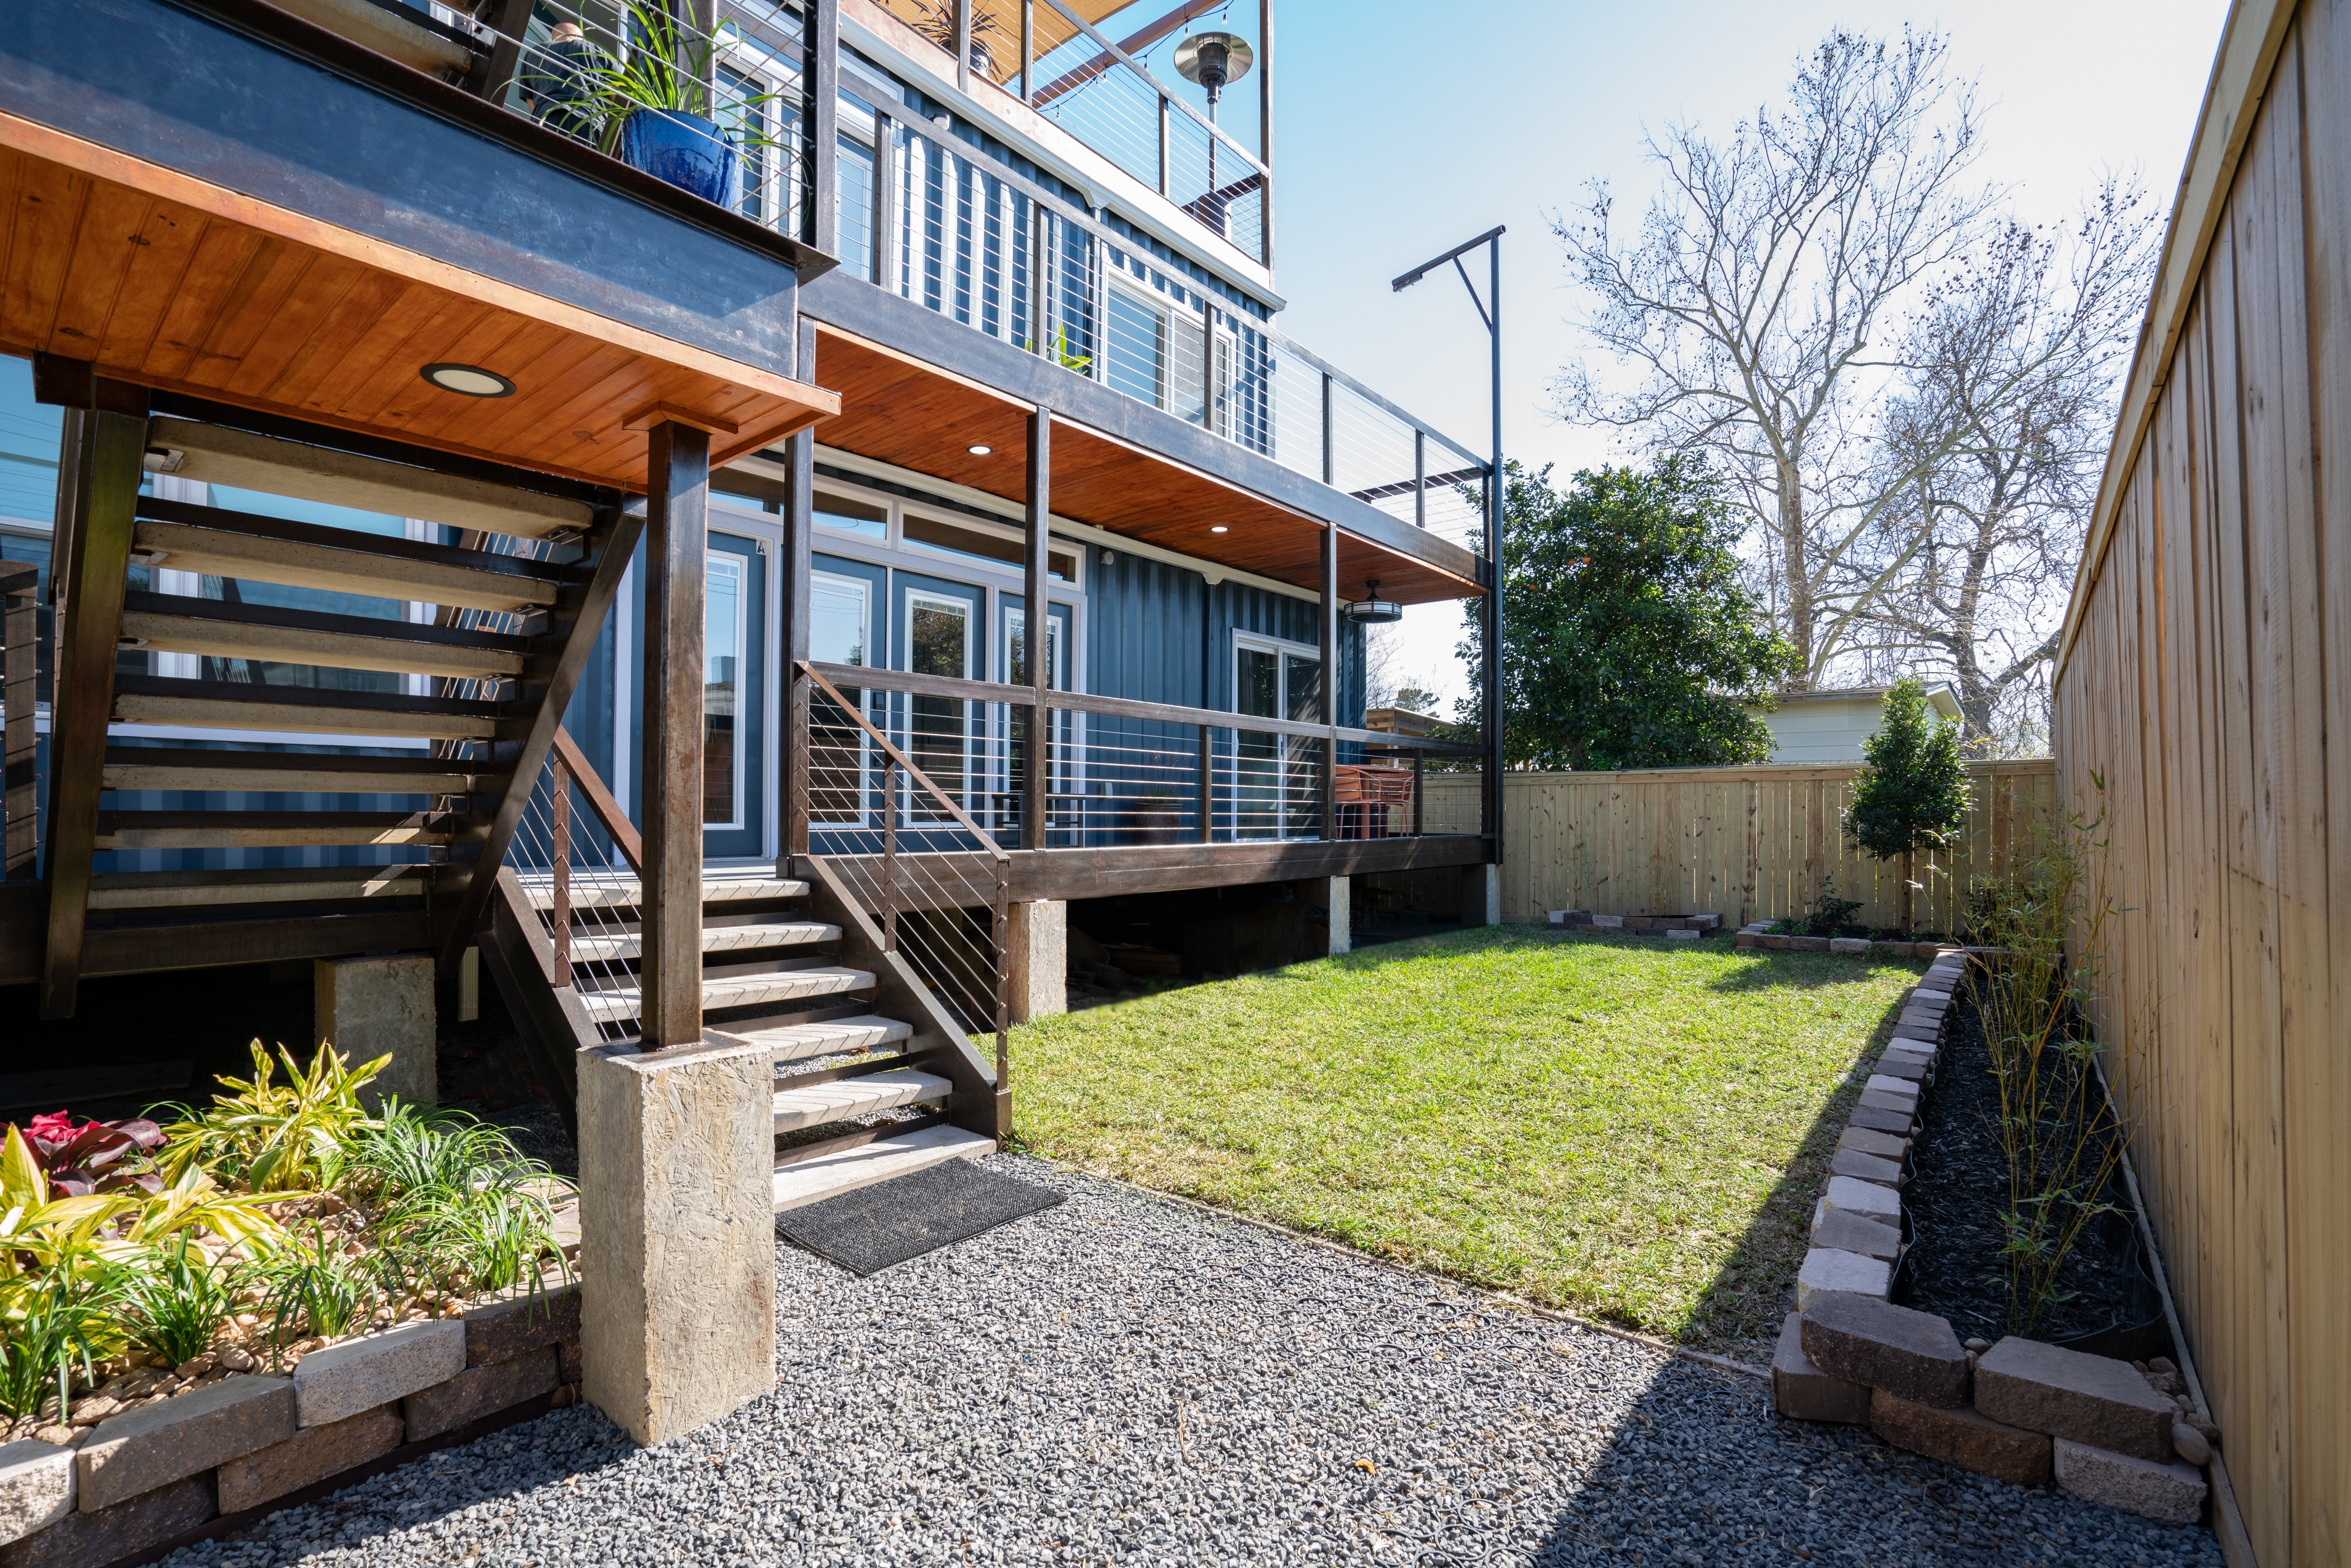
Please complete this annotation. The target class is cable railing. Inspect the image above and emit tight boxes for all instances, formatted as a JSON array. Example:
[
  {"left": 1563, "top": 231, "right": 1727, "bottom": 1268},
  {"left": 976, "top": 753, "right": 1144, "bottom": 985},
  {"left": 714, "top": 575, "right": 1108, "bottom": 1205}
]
[
  {"left": 835, "top": 81, "right": 1492, "bottom": 558},
  {"left": 500, "top": 728, "right": 652, "bottom": 1040},
  {"left": 423, "top": 0, "right": 817, "bottom": 247},
  {"left": 867, "top": 0, "right": 1267, "bottom": 263},
  {"left": 798, "top": 661, "right": 1010, "bottom": 1085},
  {"left": 799, "top": 660, "right": 1487, "bottom": 854}
]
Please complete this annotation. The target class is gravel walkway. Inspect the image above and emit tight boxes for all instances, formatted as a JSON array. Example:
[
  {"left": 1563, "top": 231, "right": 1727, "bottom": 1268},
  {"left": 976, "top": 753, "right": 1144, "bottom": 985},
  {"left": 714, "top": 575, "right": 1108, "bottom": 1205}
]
[{"left": 161, "top": 1155, "right": 2226, "bottom": 1567}]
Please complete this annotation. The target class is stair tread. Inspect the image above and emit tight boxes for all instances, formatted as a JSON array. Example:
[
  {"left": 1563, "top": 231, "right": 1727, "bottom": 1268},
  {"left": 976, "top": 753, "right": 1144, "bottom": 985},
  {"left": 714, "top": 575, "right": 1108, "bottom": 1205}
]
[
  {"left": 771, "top": 1124, "right": 994, "bottom": 1212},
  {"left": 771, "top": 1070, "right": 951, "bottom": 1133},
  {"left": 515, "top": 875, "right": 809, "bottom": 910},
  {"left": 705, "top": 1014, "right": 914, "bottom": 1066},
  {"left": 566, "top": 922, "right": 840, "bottom": 961},
  {"left": 576, "top": 967, "right": 873, "bottom": 1022}
]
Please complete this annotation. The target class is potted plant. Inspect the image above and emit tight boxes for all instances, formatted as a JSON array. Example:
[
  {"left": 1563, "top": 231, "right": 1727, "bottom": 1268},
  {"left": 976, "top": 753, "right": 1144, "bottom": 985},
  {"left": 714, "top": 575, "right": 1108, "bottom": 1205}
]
[{"left": 592, "top": 4, "right": 785, "bottom": 210}]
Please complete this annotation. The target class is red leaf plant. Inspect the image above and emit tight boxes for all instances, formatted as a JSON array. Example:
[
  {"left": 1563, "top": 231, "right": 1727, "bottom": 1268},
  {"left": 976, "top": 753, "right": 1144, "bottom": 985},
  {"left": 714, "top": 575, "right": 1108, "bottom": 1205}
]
[{"left": 10, "top": 1111, "right": 168, "bottom": 1199}]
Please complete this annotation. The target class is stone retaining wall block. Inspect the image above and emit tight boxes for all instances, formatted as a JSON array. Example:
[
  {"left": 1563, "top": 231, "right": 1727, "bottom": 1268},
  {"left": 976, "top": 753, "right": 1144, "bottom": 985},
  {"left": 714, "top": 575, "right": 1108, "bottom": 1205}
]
[
  {"left": 1828, "top": 937, "right": 1870, "bottom": 954},
  {"left": 1872, "top": 1055, "right": 1931, "bottom": 1083},
  {"left": 1795, "top": 1248, "right": 1890, "bottom": 1310},
  {"left": 1811, "top": 1207, "right": 1902, "bottom": 1261},
  {"left": 1838, "top": 1126, "right": 1910, "bottom": 1160},
  {"left": 77, "top": 1375, "right": 294, "bottom": 1514},
  {"left": 1848, "top": 1105, "right": 1915, "bottom": 1136},
  {"left": 464, "top": 1284, "right": 582, "bottom": 1368},
  {"left": 1772, "top": 1313, "right": 1870, "bottom": 1424},
  {"left": 1870, "top": 1389, "right": 2051, "bottom": 1486},
  {"left": 294, "top": 1320, "right": 465, "bottom": 1429},
  {"left": 1821, "top": 1175, "right": 1902, "bottom": 1222},
  {"left": 1858, "top": 1088, "right": 1920, "bottom": 1116},
  {"left": 0, "top": 1473, "right": 213, "bottom": 1568},
  {"left": 0, "top": 1443, "right": 72, "bottom": 1546},
  {"left": 1790, "top": 935, "right": 1831, "bottom": 952},
  {"left": 1801, "top": 1295, "right": 1969, "bottom": 1407},
  {"left": 1973, "top": 1337, "right": 2179, "bottom": 1462},
  {"left": 1829, "top": 1148, "right": 1904, "bottom": 1187},
  {"left": 216, "top": 1404, "right": 405, "bottom": 1514},
  {"left": 1760, "top": 934, "right": 1792, "bottom": 949},
  {"left": 402, "top": 1348, "right": 559, "bottom": 1444},
  {"left": 2053, "top": 1438, "right": 2208, "bottom": 1524}
]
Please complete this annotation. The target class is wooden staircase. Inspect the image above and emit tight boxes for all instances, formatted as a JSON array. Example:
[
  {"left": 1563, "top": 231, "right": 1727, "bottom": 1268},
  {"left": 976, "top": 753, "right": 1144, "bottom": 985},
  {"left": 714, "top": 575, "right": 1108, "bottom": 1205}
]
[
  {"left": 35, "top": 383, "right": 636, "bottom": 1012},
  {"left": 480, "top": 860, "right": 1002, "bottom": 1210}
]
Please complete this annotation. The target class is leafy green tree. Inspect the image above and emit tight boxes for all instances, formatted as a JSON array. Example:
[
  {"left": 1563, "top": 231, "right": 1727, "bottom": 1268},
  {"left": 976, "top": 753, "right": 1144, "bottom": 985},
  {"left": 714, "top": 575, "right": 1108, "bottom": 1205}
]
[
  {"left": 1455, "top": 458, "right": 1792, "bottom": 770},
  {"left": 1844, "top": 675, "right": 1971, "bottom": 932}
]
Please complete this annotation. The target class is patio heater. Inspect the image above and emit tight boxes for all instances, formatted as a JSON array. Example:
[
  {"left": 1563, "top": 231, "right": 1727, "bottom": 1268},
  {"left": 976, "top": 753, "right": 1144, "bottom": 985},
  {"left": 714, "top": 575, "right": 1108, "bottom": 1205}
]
[{"left": 1175, "top": 31, "right": 1253, "bottom": 232}]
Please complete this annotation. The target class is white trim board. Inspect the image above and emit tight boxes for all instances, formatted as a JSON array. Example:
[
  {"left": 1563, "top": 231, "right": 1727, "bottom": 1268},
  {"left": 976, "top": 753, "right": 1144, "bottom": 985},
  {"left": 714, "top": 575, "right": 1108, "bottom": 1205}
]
[{"left": 792, "top": 444, "right": 1324, "bottom": 605}]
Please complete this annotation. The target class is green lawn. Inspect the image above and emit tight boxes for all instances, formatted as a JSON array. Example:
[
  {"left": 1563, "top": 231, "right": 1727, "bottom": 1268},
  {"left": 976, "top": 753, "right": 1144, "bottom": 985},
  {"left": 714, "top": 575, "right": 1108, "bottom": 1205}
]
[{"left": 1009, "top": 925, "right": 1923, "bottom": 1358}]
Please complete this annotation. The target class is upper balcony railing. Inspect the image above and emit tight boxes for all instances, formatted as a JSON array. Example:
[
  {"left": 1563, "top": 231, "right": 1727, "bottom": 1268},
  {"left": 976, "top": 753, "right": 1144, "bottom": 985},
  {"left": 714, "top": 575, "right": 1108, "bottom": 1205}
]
[
  {"left": 835, "top": 73, "right": 1492, "bottom": 555},
  {"left": 317, "top": 1, "right": 1484, "bottom": 556},
  {"left": 864, "top": 0, "right": 1268, "bottom": 267}
]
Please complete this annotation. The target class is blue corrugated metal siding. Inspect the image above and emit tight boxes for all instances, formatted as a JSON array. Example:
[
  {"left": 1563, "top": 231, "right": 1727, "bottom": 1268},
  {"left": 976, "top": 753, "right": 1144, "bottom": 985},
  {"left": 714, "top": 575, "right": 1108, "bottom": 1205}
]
[{"left": 1079, "top": 547, "right": 1364, "bottom": 844}]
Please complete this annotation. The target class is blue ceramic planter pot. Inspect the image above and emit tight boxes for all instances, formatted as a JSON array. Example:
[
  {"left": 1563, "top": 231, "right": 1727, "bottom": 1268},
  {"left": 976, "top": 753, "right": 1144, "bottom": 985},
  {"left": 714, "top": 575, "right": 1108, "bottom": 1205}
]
[{"left": 617, "top": 109, "right": 740, "bottom": 209}]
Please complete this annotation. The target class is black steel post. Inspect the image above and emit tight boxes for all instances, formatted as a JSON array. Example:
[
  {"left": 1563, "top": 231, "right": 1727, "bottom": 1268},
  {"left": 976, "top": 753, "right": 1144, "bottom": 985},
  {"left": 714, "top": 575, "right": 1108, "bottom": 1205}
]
[
  {"left": 1258, "top": 0, "right": 1274, "bottom": 269},
  {"left": 871, "top": 105, "right": 893, "bottom": 287},
  {"left": 781, "top": 320, "right": 817, "bottom": 859},
  {"left": 1484, "top": 233, "right": 1503, "bottom": 865},
  {"left": 1320, "top": 521, "right": 1337, "bottom": 843},
  {"left": 1414, "top": 428, "right": 1426, "bottom": 530},
  {"left": 1023, "top": 406, "right": 1051, "bottom": 848},
  {"left": 1319, "top": 372, "right": 1333, "bottom": 486},
  {"left": 808, "top": 0, "right": 840, "bottom": 253}
]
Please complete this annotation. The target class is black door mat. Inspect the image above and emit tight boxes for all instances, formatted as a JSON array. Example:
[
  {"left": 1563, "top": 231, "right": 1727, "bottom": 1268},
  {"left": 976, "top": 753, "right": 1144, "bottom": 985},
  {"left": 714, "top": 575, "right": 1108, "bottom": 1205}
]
[{"left": 775, "top": 1158, "right": 1064, "bottom": 1275}]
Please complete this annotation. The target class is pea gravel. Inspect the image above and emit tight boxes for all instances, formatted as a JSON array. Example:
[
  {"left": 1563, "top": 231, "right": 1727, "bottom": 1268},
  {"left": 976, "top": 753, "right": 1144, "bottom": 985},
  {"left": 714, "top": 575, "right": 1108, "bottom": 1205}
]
[{"left": 158, "top": 1155, "right": 2225, "bottom": 1567}]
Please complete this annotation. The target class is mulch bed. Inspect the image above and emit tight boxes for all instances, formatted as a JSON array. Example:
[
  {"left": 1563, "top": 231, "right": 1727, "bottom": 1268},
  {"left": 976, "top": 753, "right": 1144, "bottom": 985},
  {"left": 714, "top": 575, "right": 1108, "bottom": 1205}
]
[{"left": 1898, "top": 988, "right": 2169, "bottom": 1354}]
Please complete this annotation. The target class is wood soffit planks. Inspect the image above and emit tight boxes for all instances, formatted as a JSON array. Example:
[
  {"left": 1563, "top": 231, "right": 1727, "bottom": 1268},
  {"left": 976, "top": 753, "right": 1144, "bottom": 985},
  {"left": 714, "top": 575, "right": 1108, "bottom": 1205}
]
[
  {"left": 0, "top": 117, "right": 838, "bottom": 492},
  {"left": 810, "top": 326, "right": 1483, "bottom": 605}
]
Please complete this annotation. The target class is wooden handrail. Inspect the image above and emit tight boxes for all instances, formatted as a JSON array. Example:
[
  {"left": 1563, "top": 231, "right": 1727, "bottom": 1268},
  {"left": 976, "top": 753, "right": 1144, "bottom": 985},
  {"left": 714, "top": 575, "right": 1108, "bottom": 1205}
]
[
  {"left": 551, "top": 725, "right": 643, "bottom": 873},
  {"left": 804, "top": 660, "right": 1482, "bottom": 755},
  {"left": 798, "top": 662, "right": 1010, "bottom": 861}
]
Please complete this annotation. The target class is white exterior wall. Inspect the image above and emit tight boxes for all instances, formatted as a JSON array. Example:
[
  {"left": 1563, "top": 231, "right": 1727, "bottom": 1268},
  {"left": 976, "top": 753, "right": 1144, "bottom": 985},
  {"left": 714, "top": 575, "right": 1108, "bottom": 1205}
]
[{"left": 1750, "top": 687, "right": 1964, "bottom": 764}]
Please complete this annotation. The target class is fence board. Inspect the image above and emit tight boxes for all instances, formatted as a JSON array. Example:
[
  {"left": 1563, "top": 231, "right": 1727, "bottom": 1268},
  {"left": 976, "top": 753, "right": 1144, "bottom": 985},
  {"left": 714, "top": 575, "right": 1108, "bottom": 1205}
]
[
  {"left": 1448, "top": 760, "right": 2056, "bottom": 931},
  {"left": 2052, "top": 7, "right": 2351, "bottom": 1558}
]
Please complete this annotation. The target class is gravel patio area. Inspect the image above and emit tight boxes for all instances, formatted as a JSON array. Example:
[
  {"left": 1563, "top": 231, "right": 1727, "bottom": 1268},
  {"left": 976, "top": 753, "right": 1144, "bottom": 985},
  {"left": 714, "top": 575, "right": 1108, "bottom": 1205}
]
[{"left": 158, "top": 1155, "right": 2226, "bottom": 1567}]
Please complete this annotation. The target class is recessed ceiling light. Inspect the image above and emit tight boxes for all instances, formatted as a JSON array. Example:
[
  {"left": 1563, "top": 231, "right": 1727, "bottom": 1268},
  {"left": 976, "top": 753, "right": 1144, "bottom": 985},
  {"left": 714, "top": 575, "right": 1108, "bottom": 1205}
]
[
  {"left": 967, "top": 444, "right": 992, "bottom": 456},
  {"left": 1210, "top": 525, "right": 1229, "bottom": 533},
  {"left": 421, "top": 363, "right": 515, "bottom": 398}
]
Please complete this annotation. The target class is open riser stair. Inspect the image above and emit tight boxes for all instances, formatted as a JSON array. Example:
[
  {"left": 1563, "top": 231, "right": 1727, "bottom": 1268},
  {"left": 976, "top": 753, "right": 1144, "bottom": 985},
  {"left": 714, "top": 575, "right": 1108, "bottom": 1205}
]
[
  {"left": 34, "top": 390, "right": 636, "bottom": 1005},
  {"left": 481, "top": 859, "right": 1000, "bottom": 1213}
]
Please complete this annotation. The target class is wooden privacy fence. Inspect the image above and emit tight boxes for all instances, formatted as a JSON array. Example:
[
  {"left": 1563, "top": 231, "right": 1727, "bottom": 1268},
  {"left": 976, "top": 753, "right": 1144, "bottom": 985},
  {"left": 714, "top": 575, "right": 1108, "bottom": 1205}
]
[{"left": 1426, "top": 760, "right": 2058, "bottom": 930}]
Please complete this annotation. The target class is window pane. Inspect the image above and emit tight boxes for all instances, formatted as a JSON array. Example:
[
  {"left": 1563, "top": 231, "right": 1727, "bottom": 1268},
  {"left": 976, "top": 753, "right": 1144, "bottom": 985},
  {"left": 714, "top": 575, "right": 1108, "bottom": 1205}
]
[
  {"left": 814, "top": 490, "right": 887, "bottom": 540},
  {"left": 1107, "top": 289, "right": 1166, "bottom": 407},
  {"left": 705, "top": 553, "right": 744, "bottom": 826},
  {"left": 811, "top": 572, "right": 868, "bottom": 666},
  {"left": 902, "top": 511, "right": 1022, "bottom": 570},
  {"left": 908, "top": 595, "right": 970, "bottom": 803},
  {"left": 0, "top": 357, "right": 62, "bottom": 531}
]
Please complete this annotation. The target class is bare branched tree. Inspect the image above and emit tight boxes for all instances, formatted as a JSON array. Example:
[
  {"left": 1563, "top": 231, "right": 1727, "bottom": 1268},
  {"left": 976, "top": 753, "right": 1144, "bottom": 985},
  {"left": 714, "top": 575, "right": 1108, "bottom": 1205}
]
[
  {"left": 1840, "top": 188, "right": 2160, "bottom": 752},
  {"left": 1554, "top": 29, "right": 2144, "bottom": 695}
]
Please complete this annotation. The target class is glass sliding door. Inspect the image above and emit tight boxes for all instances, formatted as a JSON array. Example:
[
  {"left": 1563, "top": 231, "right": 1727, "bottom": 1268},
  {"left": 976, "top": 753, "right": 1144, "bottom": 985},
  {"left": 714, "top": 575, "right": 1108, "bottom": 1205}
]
[
  {"left": 1001, "top": 597, "right": 1071, "bottom": 845},
  {"left": 895, "top": 573, "right": 980, "bottom": 824},
  {"left": 1232, "top": 634, "right": 1323, "bottom": 841},
  {"left": 702, "top": 532, "right": 766, "bottom": 858},
  {"left": 808, "top": 563, "right": 877, "bottom": 828}
]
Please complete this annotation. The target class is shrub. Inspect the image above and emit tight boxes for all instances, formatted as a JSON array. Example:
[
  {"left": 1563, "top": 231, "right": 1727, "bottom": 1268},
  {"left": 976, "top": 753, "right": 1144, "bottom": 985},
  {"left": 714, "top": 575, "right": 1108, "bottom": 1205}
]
[
  {"left": 0, "top": 1272, "right": 125, "bottom": 1420},
  {"left": 1845, "top": 677, "right": 1970, "bottom": 932}
]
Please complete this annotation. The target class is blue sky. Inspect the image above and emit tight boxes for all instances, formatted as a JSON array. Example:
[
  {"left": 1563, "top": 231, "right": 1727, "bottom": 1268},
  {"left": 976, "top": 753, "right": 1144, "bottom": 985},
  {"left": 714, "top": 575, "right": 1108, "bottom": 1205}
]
[{"left": 1168, "top": 0, "right": 2232, "bottom": 702}]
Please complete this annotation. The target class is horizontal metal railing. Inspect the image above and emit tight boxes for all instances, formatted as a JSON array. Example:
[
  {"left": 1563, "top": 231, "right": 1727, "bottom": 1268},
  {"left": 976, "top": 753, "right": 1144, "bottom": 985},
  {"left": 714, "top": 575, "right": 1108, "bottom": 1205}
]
[
  {"left": 800, "top": 659, "right": 1486, "bottom": 851},
  {"left": 799, "top": 662, "right": 1010, "bottom": 1080},
  {"left": 835, "top": 79, "right": 1492, "bottom": 556},
  {"left": 422, "top": 0, "right": 817, "bottom": 245}
]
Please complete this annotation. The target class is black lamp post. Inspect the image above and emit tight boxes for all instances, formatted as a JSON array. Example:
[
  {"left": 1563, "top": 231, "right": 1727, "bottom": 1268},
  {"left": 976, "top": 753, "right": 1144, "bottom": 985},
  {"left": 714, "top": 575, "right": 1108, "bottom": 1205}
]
[{"left": 1393, "top": 226, "right": 1505, "bottom": 863}]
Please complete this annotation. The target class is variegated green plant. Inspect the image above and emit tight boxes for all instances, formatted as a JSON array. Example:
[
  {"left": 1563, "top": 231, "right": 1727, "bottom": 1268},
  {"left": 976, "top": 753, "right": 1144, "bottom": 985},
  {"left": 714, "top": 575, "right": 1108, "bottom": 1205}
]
[{"left": 158, "top": 1042, "right": 388, "bottom": 1195}]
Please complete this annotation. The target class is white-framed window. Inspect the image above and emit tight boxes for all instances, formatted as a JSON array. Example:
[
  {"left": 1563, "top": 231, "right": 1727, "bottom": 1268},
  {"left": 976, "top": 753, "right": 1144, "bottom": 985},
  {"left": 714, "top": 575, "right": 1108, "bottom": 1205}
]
[
  {"left": 905, "top": 588, "right": 973, "bottom": 822},
  {"left": 805, "top": 475, "right": 1081, "bottom": 586}
]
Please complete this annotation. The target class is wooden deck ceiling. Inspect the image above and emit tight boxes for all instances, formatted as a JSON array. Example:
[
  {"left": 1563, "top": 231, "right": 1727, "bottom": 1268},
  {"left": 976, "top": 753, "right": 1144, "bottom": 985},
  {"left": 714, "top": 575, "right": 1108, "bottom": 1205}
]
[
  {"left": 812, "top": 326, "right": 1484, "bottom": 605},
  {"left": 0, "top": 113, "right": 837, "bottom": 489}
]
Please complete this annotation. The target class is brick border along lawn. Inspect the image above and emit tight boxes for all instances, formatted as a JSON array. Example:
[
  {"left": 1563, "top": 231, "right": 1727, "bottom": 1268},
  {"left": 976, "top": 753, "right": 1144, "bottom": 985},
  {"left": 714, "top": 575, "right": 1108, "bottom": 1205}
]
[{"left": 1011, "top": 925, "right": 1926, "bottom": 1360}]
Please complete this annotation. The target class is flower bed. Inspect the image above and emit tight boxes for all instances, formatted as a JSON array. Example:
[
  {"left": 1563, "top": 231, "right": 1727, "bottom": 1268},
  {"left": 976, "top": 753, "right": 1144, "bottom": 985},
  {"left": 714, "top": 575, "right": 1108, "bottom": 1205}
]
[{"left": 0, "top": 1045, "right": 580, "bottom": 1565}]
